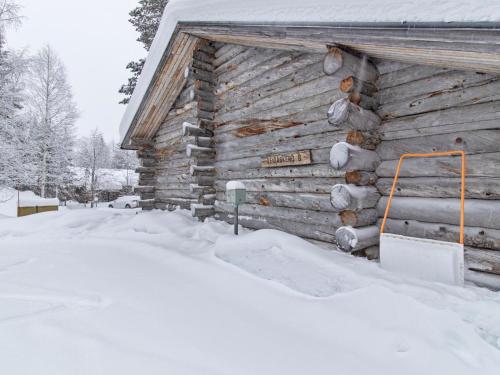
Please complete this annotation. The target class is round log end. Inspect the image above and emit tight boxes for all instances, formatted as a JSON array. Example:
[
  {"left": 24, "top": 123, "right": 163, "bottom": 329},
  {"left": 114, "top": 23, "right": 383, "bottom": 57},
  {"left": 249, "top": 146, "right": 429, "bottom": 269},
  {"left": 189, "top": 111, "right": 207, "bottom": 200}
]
[
  {"left": 331, "top": 184, "right": 352, "bottom": 211},
  {"left": 330, "top": 142, "right": 350, "bottom": 170},
  {"left": 340, "top": 76, "right": 354, "bottom": 93},
  {"left": 346, "top": 130, "right": 365, "bottom": 146},
  {"left": 327, "top": 98, "right": 350, "bottom": 126},
  {"left": 335, "top": 226, "right": 358, "bottom": 252},
  {"left": 340, "top": 210, "right": 358, "bottom": 227},
  {"left": 323, "top": 48, "right": 343, "bottom": 75}
]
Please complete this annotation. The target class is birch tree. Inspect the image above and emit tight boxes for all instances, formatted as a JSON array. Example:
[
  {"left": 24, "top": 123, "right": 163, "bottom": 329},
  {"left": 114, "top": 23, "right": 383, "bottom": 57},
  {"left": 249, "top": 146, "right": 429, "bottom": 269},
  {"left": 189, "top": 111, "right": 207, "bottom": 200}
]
[
  {"left": 26, "top": 45, "right": 77, "bottom": 197},
  {"left": 76, "top": 129, "right": 111, "bottom": 206}
]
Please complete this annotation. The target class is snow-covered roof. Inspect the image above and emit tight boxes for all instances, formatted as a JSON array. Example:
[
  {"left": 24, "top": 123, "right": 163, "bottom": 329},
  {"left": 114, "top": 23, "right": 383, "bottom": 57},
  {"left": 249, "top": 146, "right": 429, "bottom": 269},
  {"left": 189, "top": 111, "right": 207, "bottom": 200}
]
[{"left": 119, "top": 0, "right": 500, "bottom": 143}]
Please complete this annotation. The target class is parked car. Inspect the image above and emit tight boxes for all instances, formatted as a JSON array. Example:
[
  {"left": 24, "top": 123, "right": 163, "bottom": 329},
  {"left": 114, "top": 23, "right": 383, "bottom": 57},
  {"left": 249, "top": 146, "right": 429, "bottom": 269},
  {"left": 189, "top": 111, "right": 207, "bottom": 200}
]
[{"left": 108, "top": 196, "right": 140, "bottom": 209}]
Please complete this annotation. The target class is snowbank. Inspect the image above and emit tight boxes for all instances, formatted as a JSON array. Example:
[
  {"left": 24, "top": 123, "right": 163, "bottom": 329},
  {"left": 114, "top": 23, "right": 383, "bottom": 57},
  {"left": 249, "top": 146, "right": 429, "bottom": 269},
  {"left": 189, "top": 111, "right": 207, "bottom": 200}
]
[
  {"left": 0, "top": 208, "right": 499, "bottom": 374},
  {"left": 119, "top": 0, "right": 500, "bottom": 142},
  {"left": 71, "top": 167, "right": 138, "bottom": 191},
  {"left": 0, "top": 188, "right": 58, "bottom": 217}
]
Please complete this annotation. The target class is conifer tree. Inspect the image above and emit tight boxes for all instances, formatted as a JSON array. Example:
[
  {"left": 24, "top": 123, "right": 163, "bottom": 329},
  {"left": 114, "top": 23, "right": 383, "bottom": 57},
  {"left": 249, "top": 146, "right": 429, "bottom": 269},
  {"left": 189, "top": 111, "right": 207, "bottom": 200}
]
[{"left": 119, "top": 0, "right": 168, "bottom": 104}]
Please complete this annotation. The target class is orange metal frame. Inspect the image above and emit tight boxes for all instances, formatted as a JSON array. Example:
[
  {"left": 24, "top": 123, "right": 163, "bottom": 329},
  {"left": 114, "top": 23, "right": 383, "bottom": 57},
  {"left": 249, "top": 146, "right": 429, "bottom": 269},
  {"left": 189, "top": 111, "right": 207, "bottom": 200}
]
[{"left": 380, "top": 151, "right": 466, "bottom": 245}]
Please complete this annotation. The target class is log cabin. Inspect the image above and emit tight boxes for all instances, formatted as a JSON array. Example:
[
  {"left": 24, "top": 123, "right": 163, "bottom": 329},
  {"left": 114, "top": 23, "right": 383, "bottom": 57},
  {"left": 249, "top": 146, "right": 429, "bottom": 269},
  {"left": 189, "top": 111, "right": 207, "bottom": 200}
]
[{"left": 120, "top": 0, "right": 500, "bottom": 289}]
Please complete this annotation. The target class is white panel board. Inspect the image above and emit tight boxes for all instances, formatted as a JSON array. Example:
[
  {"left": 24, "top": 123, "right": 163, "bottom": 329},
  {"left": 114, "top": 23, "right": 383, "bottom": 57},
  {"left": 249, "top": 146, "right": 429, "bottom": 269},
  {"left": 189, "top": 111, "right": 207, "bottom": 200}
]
[{"left": 380, "top": 233, "right": 464, "bottom": 286}]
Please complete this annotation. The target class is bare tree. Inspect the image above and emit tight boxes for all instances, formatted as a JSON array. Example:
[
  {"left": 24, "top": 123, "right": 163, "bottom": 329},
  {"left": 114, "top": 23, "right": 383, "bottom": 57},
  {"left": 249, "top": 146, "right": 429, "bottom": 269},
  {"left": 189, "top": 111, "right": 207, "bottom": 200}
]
[
  {"left": 0, "top": 0, "right": 22, "bottom": 30},
  {"left": 77, "top": 129, "right": 111, "bottom": 207},
  {"left": 26, "top": 45, "right": 78, "bottom": 197}
]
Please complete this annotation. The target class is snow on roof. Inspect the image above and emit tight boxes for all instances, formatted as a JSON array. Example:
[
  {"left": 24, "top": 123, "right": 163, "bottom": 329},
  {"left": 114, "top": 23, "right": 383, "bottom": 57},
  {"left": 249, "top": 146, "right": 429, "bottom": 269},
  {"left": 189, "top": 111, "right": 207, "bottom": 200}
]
[{"left": 119, "top": 0, "right": 500, "bottom": 143}]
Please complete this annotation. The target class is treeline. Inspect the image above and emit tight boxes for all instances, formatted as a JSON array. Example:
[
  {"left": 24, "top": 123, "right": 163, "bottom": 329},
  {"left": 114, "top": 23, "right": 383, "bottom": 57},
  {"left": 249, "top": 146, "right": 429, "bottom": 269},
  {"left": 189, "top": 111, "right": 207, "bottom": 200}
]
[{"left": 0, "top": 1, "right": 137, "bottom": 200}]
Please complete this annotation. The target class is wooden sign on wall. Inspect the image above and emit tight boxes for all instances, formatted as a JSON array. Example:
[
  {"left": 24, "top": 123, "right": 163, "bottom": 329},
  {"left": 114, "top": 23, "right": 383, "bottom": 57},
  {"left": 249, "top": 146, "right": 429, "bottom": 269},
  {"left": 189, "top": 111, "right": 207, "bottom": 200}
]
[{"left": 261, "top": 150, "right": 312, "bottom": 168}]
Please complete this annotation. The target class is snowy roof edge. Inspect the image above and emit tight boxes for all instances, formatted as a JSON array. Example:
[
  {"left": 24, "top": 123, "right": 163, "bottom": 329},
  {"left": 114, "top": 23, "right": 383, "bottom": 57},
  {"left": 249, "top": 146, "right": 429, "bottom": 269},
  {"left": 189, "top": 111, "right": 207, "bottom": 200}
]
[{"left": 119, "top": 18, "right": 500, "bottom": 148}]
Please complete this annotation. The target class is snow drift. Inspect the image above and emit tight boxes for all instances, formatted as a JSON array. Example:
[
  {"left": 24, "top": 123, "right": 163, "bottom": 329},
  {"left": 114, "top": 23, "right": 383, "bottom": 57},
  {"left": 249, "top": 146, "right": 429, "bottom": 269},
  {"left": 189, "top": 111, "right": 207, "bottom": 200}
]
[{"left": 0, "top": 208, "right": 499, "bottom": 374}]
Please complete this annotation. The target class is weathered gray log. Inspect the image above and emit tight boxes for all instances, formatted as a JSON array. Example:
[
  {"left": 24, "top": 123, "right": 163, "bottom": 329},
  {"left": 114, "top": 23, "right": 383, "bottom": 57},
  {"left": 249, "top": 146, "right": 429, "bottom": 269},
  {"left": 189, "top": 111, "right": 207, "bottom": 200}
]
[
  {"left": 377, "top": 70, "right": 495, "bottom": 105},
  {"left": 323, "top": 47, "right": 378, "bottom": 83},
  {"left": 215, "top": 52, "right": 300, "bottom": 98},
  {"left": 330, "top": 142, "right": 380, "bottom": 171},
  {"left": 216, "top": 191, "right": 337, "bottom": 212},
  {"left": 380, "top": 101, "right": 500, "bottom": 141},
  {"left": 156, "top": 197, "right": 195, "bottom": 210},
  {"left": 186, "top": 144, "right": 215, "bottom": 157},
  {"left": 335, "top": 226, "right": 380, "bottom": 252},
  {"left": 376, "top": 60, "right": 413, "bottom": 75},
  {"left": 215, "top": 177, "right": 345, "bottom": 194},
  {"left": 465, "top": 269, "right": 500, "bottom": 290},
  {"left": 215, "top": 201, "right": 377, "bottom": 228},
  {"left": 213, "top": 44, "right": 246, "bottom": 68},
  {"left": 190, "top": 184, "right": 216, "bottom": 195},
  {"left": 216, "top": 48, "right": 279, "bottom": 84},
  {"left": 327, "top": 98, "right": 381, "bottom": 130},
  {"left": 136, "top": 166, "right": 156, "bottom": 174},
  {"left": 377, "top": 177, "right": 500, "bottom": 200},
  {"left": 190, "top": 165, "right": 215, "bottom": 176},
  {"left": 378, "top": 64, "right": 450, "bottom": 90},
  {"left": 377, "top": 196, "right": 500, "bottom": 230},
  {"left": 346, "top": 130, "right": 380, "bottom": 150},
  {"left": 345, "top": 170, "right": 378, "bottom": 186},
  {"left": 377, "top": 129, "right": 500, "bottom": 161},
  {"left": 218, "top": 163, "right": 345, "bottom": 180},
  {"left": 381, "top": 218, "right": 500, "bottom": 251},
  {"left": 217, "top": 56, "right": 325, "bottom": 110},
  {"left": 191, "top": 204, "right": 215, "bottom": 218},
  {"left": 377, "top": 152, "right": 500, "bottom": 178},
  {"left": 214, "top": 210, "right": 337, "bottom": 243},
  {"left": 156, "top": 189, "right": 197, "bottom": 200},
  {"left": 330, "top": 184, "right": 380, "bottom": 211},
  {"left": 174, "top": 85, "right": 195, "bottom": 109},
  {"left": 340, "top": 76, "right": 377, "bottom": 96},
  {"left": 378, "top": 78, "right": 500, "bottom": 120},
  {"left": 216, "top": 76, "right": 346, "bottom": 123},
  {"left": 465, "top": 248, "right": 500, "bottom": 276},
  {"left": 216, "top": 131, "right": 347, "bottom": 163}
]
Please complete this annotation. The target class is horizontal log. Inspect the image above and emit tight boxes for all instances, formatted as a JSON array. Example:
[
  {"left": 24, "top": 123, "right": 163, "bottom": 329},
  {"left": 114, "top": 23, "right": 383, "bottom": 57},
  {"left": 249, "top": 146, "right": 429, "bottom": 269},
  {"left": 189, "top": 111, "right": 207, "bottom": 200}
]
[
  {"left": 377, "top": 177, "right": 500, "bottom": 200},
  {"left": 217, "top": 191, "right": 337, "bottom": 212},
  {"left": 214, "top": 44, "right": 246, "bottom": 68},
  {"left": 378, "top": 78, "right": 500, "bottom": 120},
  {"left": 465, "top": 269, "right": 500, "bottom": 291},
  {"left": 134, "top": 186, "right": 155, "bottom": 194},
  {"left": 190, "top": 184, "right": 216, "bottom": 195},
  {"left": 377, "top": 152, "right": 500, "bottom": 178},
  {"left": 190, "top": 165, "right": 215, "bottom": 176},
  {"left": 186, "top": 144, "right": 215, "bottom": 157},
  {"left": 215, "top": 177, "right": 345, "bottom": 194},
  {"left": 335, "top": 226, "right": 380, "bottom": 252},
  {"left": 378, "top": 70, "right": 494, "bottom": 105},
  {"left": 217, "top": 56, "right": 324, "bottom": 111},
  {"left": 155, "top": 189, "right": 197, "bottom": 200},
  {"left": 330, "top": 184, "right": 380, "bottom": 211},
  {"left": 378, "top": 196, "right": 500, "bottom": 230},
  {"left": 191, "top": 204, "right": 215, "bottom": 218},
  {"left": 330, "top": 142, "right": 380, "bottom": 171},
  {"left": 377, "top": 129, "right": 500, "bottom": 161},
  {"left": 327, "top": 98, "right": 381, "bottom": 130},
  {"left": 216, "top": 130, "right": 347, "bottom": 163},
  {"left": 378, "top": 64, "right": 450, "bottom": 90},
  {"left": 135, "top": 167, "right": 155, "bottom": 174},
  {"left": 214, "top": 210, "right": 337, "bottom": 243},
  {"left": 380, "top": 100, "right": 500, "bottom": 141},
  {"left": 381, "top": 218, "right": 500, "bottom": 251},
  {"left": 217, "top": 163, "right": 345, "bottom": 180},
  {"left": 345, "top": 171, "right": 378, "bottom": 186},
  {"left": 323, "top": 47, "right": 378, "bottom": 83},
  {"left": 215, "top": 201, "right": 377, "bottom": 228},
  {"left": 155, "top": 197, "right": 195, "bottom": 210},
  {"left": 376, "top": 60, "right": 413, "bottom": 75}
]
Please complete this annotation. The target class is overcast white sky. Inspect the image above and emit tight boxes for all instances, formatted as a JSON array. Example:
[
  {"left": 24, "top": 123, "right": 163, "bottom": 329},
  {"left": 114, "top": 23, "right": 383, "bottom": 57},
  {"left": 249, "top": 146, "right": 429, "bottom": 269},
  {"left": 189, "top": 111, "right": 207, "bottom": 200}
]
[{"left": 7, "top": 0, "right": 145, "bottom": 142}]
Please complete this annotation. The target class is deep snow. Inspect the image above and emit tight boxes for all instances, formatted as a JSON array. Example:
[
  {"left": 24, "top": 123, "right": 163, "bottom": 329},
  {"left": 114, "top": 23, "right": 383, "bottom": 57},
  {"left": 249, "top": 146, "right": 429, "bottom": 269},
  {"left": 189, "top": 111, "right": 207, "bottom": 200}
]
[
  {"left": 1, "top": 209, "right": 500, "bottom": 374},
  {"left": 119, "top": 0, "right": 500, "bottom": 143}
]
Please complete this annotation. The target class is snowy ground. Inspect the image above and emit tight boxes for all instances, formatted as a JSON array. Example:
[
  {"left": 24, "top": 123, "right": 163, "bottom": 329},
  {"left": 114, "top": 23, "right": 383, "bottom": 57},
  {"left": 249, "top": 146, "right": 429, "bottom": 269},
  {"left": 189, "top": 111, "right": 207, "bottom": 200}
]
[{"left": 0, "top": 208, "right": 499, "bottom": 374}]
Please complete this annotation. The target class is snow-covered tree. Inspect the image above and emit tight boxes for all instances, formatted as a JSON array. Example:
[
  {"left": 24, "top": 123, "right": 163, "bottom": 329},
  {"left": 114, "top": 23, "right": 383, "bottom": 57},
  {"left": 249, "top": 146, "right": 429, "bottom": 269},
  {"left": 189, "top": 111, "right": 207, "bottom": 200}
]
[
  {"left": 26, "top": 45, "right": 78, "bottom": 197},
  {"left": 0, "top": 1, "right": 31, "bottom": 188},
  {"left": 76, "top": 129, "right": 111, "bottom": 206},
  {"left": 111, "top": 142, "right": 139, "bottom": 187},
  {"left": 119, "top": 0, "right": 168, "bottom": 104}
]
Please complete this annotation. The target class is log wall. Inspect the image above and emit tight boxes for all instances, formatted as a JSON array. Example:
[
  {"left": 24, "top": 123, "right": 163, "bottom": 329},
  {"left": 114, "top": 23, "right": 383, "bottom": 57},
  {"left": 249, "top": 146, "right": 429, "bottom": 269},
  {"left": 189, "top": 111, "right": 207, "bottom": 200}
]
[
  {"left": 375, "top": 60, "right": 500, "bottom": 289},
  {"left": 212, "top": 44, "right": 381, "bottom": 250}
]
